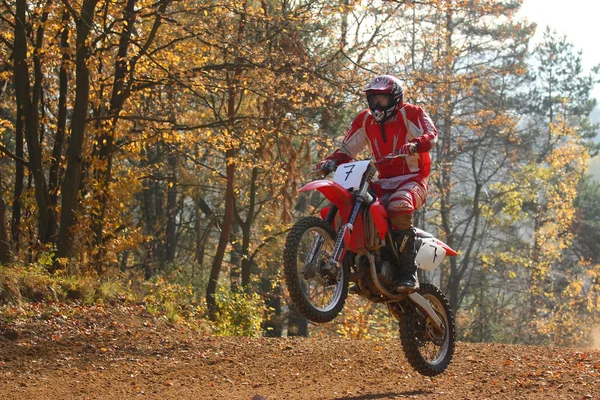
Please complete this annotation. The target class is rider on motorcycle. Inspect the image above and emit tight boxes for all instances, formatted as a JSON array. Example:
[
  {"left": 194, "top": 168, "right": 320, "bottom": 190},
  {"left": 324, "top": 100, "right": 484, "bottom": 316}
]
[{"left": 317, "top": 74, "right": 438, "bottom": 292}]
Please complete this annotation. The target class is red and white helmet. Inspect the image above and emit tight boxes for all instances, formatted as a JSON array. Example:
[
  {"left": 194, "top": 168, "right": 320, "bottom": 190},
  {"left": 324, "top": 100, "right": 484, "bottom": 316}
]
[{"left": 363, "top": 75, "right": 404, "bottom": 123}]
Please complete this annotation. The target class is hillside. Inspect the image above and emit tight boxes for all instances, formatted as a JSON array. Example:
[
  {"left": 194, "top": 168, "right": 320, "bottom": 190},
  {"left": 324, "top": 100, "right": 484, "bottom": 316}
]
[{"left": 1, "top": 306, "right": 599, "bottom": 399}]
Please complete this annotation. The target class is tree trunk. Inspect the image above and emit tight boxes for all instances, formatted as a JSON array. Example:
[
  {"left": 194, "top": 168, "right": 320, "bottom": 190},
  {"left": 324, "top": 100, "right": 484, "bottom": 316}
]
[
  {"left": 0, "top": 199, "right": 9, "bottom": 264},
  {"left": 229, "top": 221, "right": 242, "bottom": 290},
  {"left": 438, "top": 9, "right": 457, "bottom": 310},
  {"left": 194, "top": 194, "right": 214, "bottom": 267},
  {"left": 153, "top": 144, "right": 166, "bottom": 269},
  {"left": 11, "top": 104, "right": 24, "bottom": 252},
  {"left": 55, "top": 0, "right": 100, "bottom": 268},
  {"left": 165, "top": 150, "right": 178, "bottom": 263},
  {"left": 139, "top": 144, "right": 161, "bottom": 273},
  {"left": 0, "top": 172, "right": 10, "bottom": 263},
  {"left": 91, "top": 0, "right": 138, "bottom": 267},
  {"left": 195, "top": 205, "right": 206, "bottom": 266},
  {"left": 206, "top": 146, "right": 236, "bottom": 317},
  {"left": 48, "top": 10, "right": 71, "bottom": 243},
  {"left": 240, "top": 167, "right": 258, "bottom": 287},
  {"left": 14, "top": 0, "right": 50, "bottom": 244},
  {"left": 205, "top": 1, "right": 247, "bottom": 318}
]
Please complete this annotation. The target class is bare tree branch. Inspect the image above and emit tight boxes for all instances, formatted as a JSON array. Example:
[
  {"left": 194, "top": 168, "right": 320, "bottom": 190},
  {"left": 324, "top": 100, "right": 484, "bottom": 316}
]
[{"left": 0, "top": 142, "right": 29, "bottom": 168}]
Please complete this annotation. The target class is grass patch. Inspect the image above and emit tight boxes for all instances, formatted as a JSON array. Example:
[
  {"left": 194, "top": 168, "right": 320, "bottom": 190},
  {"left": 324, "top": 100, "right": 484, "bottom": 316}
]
[
  {"left": 0, "top": 263, "right": 127, "bottom": 305},
  {"left": 0, "top": 263, "right": 209, "bottom": 331},
  {"left": 0, "top": 262, "right": 268, "bottom": 337}
]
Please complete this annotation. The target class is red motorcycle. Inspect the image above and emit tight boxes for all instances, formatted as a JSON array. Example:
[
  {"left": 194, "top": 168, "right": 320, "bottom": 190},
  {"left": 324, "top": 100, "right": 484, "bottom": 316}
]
[{"left": 283, "top": 157, "right": 457, "bottom": 376}]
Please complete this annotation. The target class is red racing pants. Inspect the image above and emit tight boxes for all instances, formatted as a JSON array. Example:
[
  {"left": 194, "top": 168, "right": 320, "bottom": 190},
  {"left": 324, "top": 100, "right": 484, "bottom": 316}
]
[{"left": 372, "top": 177, "right": 427, "bottom": 230}]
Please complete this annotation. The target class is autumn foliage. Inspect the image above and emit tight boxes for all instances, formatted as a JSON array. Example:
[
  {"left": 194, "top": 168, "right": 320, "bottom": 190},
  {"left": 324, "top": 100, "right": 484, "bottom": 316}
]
[{"left": 0, "top": 0, "right": 599, "bottom": 346}]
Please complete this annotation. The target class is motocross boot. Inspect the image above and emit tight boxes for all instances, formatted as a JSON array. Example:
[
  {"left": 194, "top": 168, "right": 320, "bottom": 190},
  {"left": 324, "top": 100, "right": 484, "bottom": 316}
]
[{"left": 394, "top": 227, "right": 420, "bottom": 293}]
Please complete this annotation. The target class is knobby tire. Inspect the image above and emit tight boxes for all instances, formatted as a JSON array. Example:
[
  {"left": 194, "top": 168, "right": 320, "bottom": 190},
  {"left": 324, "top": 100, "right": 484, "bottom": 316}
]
[
  {"left": 399, "top": 282, "right": 456, "bottom": 376},
  {"left": 283, "top": 216, "right": 348, "bottom": 323}
]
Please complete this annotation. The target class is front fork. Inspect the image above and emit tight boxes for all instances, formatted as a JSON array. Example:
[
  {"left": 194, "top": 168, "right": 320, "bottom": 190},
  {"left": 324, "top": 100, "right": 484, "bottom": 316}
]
[
  {"left": 322, "top": 198, "right": 364, "bottom": 279},
  {"left": 301, "top": 199, "right": 362, "bottom": 284},
  {"left": 302, "top": 205, "right": 339, "bottom": 280}
]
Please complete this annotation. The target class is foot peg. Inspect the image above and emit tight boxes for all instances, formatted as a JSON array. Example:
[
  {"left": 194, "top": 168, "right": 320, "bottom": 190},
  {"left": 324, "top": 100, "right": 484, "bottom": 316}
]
[{"left": 395, "top": 279, "right": 420, "bottom": 293}]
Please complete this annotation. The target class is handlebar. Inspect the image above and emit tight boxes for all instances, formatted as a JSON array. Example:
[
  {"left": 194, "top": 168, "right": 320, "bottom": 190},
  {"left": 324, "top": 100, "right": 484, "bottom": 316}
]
[
  {"left": 314, "top": 154, "right": 408, "bottom": 175},
  {"left": 374, "top": 153, "right": 408, "bottom": 164}
]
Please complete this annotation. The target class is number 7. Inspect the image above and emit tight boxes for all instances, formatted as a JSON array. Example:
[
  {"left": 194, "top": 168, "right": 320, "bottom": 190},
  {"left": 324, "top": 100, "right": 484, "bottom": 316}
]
[{"left": 343, "top": 164, "right": 355, "bottom": 181}]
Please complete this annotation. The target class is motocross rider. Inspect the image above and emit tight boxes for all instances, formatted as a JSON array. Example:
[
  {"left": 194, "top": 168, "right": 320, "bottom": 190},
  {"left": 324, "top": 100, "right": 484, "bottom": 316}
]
[{"left": 317, "top": 75, "right": 438, "bottom": 293}]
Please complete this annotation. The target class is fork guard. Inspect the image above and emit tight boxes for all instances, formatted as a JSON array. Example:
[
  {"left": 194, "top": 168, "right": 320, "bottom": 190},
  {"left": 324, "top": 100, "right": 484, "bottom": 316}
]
[{"left": 407, "top": 292, "right": 444, "bottom": 333}]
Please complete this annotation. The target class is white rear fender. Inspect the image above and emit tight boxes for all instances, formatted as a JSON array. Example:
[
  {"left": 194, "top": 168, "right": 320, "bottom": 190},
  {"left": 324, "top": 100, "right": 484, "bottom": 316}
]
[{"left": 415, "top": 238, "right": 452, "bottom": 271}]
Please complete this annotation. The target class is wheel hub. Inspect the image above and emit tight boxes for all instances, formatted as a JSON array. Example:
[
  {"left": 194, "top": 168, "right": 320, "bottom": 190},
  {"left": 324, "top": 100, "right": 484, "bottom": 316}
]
[
  {"left": 425, "top": 319, "right": 445, "bottom": 346},
  {"left": 320, "top": 260, "right": 340, "bottom": 285}
]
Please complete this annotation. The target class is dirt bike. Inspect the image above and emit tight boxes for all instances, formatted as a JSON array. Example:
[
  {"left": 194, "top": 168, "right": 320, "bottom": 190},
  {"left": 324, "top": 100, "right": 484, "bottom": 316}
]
[{"left": 283, "top": 156, "right": 457, "bottom": 376}]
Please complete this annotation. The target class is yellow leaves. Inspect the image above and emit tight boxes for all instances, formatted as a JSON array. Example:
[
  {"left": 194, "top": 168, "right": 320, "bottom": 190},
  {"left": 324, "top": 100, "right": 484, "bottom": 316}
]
[
  {"left": 263, "top": 224, "right": 275, "bottom": 234},
  {"left": 56, "top": 258, "right": 70, "bottom": 268},
  {"left": 0, "top": 119, "right": 14, "bottom": 137}
]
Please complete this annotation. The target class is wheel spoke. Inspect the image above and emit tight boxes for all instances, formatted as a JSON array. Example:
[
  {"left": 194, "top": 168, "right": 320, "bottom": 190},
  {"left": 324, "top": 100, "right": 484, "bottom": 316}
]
[
  {"left": 295, "top": 226, "right": 342, "bottom": 313},
  {"left": 284, "top": 217, "right": 348, "bottom": 324},
  {"left": 399, "top": 283, "right": 455, "bottom": 376},
  {"left": 416, "top": 295, "right": 448, "bottom": 363}
]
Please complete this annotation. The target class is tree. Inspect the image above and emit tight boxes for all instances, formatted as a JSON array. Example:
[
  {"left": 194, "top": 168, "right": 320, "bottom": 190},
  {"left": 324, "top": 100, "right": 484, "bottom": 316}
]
[
  {"left": 376, "top": 0, "right": 534, "bottom": 313},
  {"left": 13, "top": 0, "right": 54, "bottom": 244},
  {"left": 571, "top": 177, "right": 600, "bottom": 263},
  {"left": 55, "top": 0, "right": 101, "bottom": 266},
  {"left": 0, "top": 169, "right": 9, "bottom": 263},
  {"left": 478, "top": 29, "right": 599, "bottom": 344}
]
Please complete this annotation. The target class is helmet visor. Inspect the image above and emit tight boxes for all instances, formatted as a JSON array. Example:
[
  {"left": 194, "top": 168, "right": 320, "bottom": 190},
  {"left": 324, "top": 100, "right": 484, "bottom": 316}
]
[{"left": 367, "top": 94, "right": 394, "bottom": 112}]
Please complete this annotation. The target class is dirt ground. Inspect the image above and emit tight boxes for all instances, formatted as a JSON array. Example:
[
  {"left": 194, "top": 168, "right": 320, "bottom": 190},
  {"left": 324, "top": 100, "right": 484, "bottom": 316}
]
[{"left": 1, "top": 305, "right": 599, "bottom": 400}]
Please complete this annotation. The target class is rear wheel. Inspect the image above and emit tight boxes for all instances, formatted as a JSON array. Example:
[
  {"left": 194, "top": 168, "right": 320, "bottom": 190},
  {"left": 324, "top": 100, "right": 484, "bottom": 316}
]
[
  {"left": 398, "top": 282, "right": 455, "bottom": 376},
  {"left": 283, "top": 216, "right": 347, "bottom": 323}
]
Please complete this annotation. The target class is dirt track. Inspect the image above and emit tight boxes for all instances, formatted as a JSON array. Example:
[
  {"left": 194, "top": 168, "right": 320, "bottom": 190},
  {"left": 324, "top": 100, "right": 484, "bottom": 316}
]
[{"left": 1, "top": 306, "right": 599, "bottom": 399}]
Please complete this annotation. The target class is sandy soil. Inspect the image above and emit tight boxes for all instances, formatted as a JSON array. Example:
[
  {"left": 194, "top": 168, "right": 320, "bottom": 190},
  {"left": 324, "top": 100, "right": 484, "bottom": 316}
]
[{"left": 1, "top": 306, "right": 599, "bottom": 400}]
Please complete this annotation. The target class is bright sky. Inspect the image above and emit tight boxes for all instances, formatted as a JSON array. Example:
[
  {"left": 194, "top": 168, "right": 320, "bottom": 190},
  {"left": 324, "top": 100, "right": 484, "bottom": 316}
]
[
  {"left": 518, "top": 0, "right": 600, "bottom": 100},
  {"left": 518, "top": 0, "right": 600, "bottom": 179}
]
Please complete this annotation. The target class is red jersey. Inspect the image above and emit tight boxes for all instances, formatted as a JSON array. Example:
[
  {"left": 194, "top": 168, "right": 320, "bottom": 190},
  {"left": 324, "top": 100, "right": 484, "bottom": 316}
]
[{"left": 325, "top": 104, "right": 438, "bottom": 182}]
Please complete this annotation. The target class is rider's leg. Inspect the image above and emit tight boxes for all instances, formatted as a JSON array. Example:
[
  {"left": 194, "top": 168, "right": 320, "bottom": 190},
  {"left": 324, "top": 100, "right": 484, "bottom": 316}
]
[{"left": 388, "top": 182, "right": 427, "bottom": 292}]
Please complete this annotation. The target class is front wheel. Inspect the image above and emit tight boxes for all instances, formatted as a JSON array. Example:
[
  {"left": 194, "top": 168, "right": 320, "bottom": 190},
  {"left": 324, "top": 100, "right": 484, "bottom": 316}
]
[
  {"left": 283, "top": 216, "right": 348, "bottom": 323},
  {"left": 398, "top": 282, "right": 455, "bottom": 376}
]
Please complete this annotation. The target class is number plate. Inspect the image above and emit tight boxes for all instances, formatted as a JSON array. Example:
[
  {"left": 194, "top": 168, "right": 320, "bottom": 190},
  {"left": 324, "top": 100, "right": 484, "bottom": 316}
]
[{"left": 332, "top": 160, "right": 371, "bottom": 190}]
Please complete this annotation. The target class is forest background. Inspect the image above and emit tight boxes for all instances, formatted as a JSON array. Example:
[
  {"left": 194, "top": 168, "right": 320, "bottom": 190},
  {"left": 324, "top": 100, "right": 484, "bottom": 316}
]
[{"left": 1, "top": 0, "right": 599, "bottom": 347}]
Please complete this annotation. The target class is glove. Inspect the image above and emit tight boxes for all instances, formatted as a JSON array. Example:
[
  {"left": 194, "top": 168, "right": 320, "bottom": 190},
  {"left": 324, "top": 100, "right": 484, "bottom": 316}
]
[
  {"left": 316, "top": 159, "right": 337, "bottom": 174},
  {"left": 397, "top": 142, "right": 418, "bottom": 156}
]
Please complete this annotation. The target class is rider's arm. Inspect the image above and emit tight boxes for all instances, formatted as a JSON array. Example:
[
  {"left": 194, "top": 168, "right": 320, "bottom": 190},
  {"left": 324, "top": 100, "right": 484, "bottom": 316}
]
[
  {"left": 321, "top": 111, "right": 370, "bottom": 166},
  {"left": 407, "top": 106, "right": 438, "bottom": 153}
]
